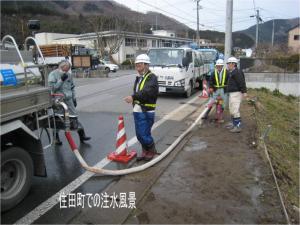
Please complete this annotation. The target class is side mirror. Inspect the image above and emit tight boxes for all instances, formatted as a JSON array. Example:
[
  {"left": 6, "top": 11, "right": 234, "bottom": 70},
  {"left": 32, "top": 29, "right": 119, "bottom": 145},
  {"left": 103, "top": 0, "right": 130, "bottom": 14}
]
[{"left": 182, "top": 57, "right": 189, "bottom": 67}]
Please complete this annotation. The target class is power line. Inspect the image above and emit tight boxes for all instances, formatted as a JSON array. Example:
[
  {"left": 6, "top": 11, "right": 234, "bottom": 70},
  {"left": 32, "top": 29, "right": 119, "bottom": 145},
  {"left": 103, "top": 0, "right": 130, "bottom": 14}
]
[
  {"left": 133, "top": 0, "right": 266, "bottom": 33},
  {"left": 195, "top": 0, "right": 201, "bottom": 44},
  {"left": 137, "top": 0, "right": 197, "bottom": 25},
  {"left": 160, "top": 0, "right": 191, "bottom": 7},
  {"left": 260, "top": 7, "right": 293, "bottom": 19},
  {"left": 252, "top": 0, "right": 256, "bottom": 12},
  {"left": 161, "top": 0, "right": 193, "bottom": 18}
]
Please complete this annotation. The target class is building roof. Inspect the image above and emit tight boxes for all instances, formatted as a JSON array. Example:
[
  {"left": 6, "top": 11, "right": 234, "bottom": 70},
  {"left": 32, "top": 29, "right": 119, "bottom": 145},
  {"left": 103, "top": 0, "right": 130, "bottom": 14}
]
[
  {"left": 287, "top": 24, "right": 300, "bottom": 32},
  {"left": 54, "top": 30, "right": 194, "bottom": 42}
]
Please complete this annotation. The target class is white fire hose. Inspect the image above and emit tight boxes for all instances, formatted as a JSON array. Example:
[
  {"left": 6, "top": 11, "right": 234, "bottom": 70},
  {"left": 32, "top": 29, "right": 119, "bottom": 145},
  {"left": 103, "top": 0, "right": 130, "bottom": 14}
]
[{"left": 65, "top": 106, "right": 209, "bottom": 176}]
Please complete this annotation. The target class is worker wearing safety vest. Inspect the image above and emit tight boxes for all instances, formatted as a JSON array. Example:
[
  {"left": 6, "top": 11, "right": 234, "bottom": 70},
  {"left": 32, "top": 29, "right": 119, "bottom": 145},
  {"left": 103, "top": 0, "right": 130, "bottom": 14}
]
[
  {"left": 202, "top": 59, "right": 229, "bottom": 120},
  {"left": 124, "top": 54, "right": 159, "bottom": 161}
]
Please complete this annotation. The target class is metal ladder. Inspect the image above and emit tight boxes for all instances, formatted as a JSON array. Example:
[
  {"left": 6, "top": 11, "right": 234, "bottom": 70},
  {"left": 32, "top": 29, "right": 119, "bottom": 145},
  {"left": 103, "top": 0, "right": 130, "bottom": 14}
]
[{"left": 1, "top": 35, "right": 56, "bottom": 150}]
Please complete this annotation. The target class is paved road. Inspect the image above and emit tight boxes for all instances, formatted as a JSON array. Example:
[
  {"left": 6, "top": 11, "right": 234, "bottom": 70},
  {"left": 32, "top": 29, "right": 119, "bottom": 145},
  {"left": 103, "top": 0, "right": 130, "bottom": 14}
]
[{"left": 2, "top": 70, "right": 204, "bottom": 224}]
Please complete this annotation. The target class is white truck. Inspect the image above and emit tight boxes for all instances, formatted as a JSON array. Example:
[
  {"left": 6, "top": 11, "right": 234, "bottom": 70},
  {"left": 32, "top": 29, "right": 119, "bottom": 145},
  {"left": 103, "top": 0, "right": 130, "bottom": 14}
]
[
  {"left": 148, "top": 47, "right": 210, "bottom": 97},
  {"left": 0, "top": 35, "right": 69, "bottom": 212}
]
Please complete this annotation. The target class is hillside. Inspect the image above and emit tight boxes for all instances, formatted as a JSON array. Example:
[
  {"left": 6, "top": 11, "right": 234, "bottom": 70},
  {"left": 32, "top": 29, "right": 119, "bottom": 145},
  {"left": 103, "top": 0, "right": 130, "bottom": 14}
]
[
  {"left": 1, "top": 0, "right": 296, "bottom": 49},
  {"left": 240, "top": 17, "right": 300, "bottom": 45},
  {"left": 0, "top": 0, "right": 189, "bottom": 40}
]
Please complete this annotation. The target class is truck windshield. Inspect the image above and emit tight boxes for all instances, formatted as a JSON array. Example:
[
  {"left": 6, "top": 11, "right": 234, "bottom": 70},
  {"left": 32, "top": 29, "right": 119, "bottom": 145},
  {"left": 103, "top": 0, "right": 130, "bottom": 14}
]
[
  {"left": 199, "top": 51, "right": 217, "bottom": 62},
  {"left": 148, "top": 49, "right": 184, "bottom": 66}
]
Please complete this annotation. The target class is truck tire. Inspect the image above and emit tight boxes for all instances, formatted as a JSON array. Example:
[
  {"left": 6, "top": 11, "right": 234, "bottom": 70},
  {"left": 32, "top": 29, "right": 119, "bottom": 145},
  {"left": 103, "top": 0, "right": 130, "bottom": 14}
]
[
  {"left": 185, "top": 80, "right": 193, "bottom": 98},
  {"left": 1, "top": 147, "right": 33, "bottom": 212},
  {"left": 196, "top": 77, "right": 203, "bottom": 90}
]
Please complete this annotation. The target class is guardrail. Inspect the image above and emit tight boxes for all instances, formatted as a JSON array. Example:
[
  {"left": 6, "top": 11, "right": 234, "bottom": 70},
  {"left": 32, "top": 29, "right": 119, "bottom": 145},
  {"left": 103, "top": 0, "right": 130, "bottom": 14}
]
[{"left": 72, "top": 68, "right": 109, "bottom": 78}]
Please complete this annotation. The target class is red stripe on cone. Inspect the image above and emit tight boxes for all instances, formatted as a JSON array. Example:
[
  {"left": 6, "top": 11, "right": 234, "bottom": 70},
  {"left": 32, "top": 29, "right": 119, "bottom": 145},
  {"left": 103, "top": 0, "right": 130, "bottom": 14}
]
[
  {"left": 107, "top": 115, "right": 137, "bottom": 163},
  {"left": 118, "top": 120, "right": 125, "bottom": 130},
  {"left": 200, "top": 79, "right": 209, "bottom": 98},
  {"left": 116, "top": 134, "right": 127, "bottom": 148}
]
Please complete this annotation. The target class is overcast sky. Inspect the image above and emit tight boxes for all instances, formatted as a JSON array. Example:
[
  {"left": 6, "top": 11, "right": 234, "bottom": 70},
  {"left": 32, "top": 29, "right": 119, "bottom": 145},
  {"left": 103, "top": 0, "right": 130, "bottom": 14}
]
[{"left": 114, "top": 0, "right": 300, "bottom": 32}]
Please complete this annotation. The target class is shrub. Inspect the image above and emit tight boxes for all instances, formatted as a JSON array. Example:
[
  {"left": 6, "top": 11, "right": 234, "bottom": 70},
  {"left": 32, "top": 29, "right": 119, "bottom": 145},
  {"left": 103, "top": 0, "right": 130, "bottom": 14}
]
[
  {"left": 121, "top": 59, "right": 133, "bottom": 65},
  {"left": 272, "top": 88, "right": 283, "bottom": 97}
]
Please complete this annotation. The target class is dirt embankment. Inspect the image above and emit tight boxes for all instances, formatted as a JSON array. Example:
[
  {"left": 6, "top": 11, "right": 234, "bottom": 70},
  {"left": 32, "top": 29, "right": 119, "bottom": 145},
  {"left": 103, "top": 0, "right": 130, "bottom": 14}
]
[{"left": 125, "top": 90, "right": 299, "bottom": 224}]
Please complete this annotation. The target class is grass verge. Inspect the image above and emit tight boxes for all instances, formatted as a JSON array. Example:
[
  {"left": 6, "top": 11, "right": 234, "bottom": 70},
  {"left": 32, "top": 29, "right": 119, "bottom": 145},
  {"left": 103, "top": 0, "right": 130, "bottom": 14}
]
[{"left": 249, "top": 88, "right": 299, "bottom": 223}]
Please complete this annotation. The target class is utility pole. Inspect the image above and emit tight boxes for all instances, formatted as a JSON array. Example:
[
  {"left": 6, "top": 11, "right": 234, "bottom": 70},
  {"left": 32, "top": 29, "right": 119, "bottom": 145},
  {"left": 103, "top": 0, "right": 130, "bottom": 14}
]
[
  {"left": 255, "top": 9, "right": 259, "bottom": 48},
  {"left": 196, "top": 0, "right": 200, "bottom": 46},
  {"left": 251, "top": 9, "right": 262, "bottom": 48},
  {"left": 271, "top": 19, "right": 275, "bottom": 47},
  {"left": 224, "top": 0, "right": 233, "bottom": 63}
]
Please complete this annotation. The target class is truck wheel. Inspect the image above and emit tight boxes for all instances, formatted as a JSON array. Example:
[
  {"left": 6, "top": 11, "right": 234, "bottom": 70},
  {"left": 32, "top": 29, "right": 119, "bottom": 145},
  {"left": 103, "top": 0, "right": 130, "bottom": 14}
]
[
  {"left": 196, "top": 77, "right": 203, "bottom": 90},
  {"left": 1, "top": 147, "right": 33, "bottom": 212},
  {"left": 185, "top": 80, "right": 193, "bottom": 98}
]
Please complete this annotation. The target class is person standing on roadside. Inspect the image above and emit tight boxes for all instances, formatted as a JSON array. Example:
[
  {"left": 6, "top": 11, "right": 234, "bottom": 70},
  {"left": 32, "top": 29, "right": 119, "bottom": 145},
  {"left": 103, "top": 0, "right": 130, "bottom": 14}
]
[
  {"left": 124, "top": 54, "right": 159, "bottom": 161},
  {"left": 226, "top": 57, "right": 247, "bottom": 133},
  {"left": 202, "top": 58, "right": 229, "bottom": 121}
]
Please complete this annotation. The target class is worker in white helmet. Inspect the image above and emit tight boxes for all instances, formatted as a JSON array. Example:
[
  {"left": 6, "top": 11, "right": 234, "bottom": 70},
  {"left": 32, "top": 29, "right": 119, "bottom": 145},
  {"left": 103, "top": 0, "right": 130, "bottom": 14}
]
[
  {"left": 226, "top": 56, "right": 247, "bottom": 133},
  {"left": 203, "top": 58, "right": 229, "bottom": 122},
  {"left": 124, "top": 54, "right": 159, "bottom": 161}
]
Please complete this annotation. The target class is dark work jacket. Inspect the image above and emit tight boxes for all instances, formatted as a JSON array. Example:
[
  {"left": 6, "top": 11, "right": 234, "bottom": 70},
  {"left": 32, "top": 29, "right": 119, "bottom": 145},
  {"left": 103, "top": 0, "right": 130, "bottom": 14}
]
[
  {"left": 209, "top": 68, "right": 229, "bottom": 92},
  {"left": 227, "top": 68, "right": 247, "bottom": 93},
  {"left": 132, "top": 70, "right": 159, "bottom": 111}
]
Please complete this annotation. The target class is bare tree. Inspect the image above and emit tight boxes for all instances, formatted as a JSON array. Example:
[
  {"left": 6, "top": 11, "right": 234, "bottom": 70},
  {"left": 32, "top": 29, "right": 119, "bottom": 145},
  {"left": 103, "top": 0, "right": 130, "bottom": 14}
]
[
  {"left": 106, "top": 17, "right": 126, "bottom": 63},
  {"left": 87, "top": 16, "right": 126, "bottom": 63}
]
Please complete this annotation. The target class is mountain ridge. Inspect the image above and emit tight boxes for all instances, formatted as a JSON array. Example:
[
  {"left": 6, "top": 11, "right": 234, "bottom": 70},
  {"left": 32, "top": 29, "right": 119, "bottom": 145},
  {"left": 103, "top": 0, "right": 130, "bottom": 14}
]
[{"left": 1, "top": 0, "right": 297, "bottom": 49}]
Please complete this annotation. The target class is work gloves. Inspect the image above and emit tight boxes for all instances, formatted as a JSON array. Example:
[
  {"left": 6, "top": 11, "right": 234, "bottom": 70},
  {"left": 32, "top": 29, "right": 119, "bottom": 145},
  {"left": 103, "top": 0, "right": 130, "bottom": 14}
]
[
  {"left": 61, "top": 73, "right": 68, "bottom": 81},
  {"left": 73, "top": 98, "right": 77, "bottom": 107}
]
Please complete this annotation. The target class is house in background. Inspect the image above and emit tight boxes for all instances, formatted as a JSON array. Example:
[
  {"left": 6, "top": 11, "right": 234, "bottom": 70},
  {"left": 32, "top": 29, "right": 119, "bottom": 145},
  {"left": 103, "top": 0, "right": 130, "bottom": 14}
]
[
  {"left": 35, "top": 31, "right": 194, "bottom": 64},
  {"left": 287, "top": 24, "right": 300, "bottom": 53}
]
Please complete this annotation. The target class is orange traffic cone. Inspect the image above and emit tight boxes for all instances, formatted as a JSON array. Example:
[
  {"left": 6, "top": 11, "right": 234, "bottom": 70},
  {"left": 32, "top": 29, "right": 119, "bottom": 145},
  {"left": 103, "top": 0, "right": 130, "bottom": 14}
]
[
  {"left": 200, "top": 79, "right": 209, "bottom": 98},
  {"left": 107, "top": 115, "right": 137, "bottom": 163}
]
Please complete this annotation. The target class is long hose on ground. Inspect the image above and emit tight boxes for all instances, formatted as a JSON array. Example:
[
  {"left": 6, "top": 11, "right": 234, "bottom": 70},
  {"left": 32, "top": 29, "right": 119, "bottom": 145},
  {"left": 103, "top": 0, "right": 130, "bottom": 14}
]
[{"left": 62, "top": 102, "right": 208, "bottom": 176}]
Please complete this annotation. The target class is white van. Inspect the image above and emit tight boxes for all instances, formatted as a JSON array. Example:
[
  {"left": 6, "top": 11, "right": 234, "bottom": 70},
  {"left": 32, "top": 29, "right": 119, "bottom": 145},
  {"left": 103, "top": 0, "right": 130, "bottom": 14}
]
[{"left": 148, "top": 47, "right": 210, "bottom": 97}]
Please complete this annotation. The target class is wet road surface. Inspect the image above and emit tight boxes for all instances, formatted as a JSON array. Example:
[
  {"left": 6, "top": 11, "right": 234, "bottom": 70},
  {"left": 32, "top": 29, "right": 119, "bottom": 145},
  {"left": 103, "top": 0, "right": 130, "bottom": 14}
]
[{"left": 2, "top": 70, "right": 203, "bottom": 224}]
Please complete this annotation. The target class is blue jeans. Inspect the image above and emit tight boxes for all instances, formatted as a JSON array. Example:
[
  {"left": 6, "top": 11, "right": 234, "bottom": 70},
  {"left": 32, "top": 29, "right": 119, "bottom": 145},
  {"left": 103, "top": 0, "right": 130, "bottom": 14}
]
[{"left": 133, "top": 112, "right": 155, "bottom": 149}]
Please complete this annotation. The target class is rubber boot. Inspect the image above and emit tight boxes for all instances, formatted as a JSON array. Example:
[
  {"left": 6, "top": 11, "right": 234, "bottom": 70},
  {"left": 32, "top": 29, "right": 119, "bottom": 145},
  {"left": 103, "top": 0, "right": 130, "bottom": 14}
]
[
  {"left": 230, "top": 117, "right": 242, "bottom": 133},
  {"left": 202, "top": 107, "right": 212, "bottom": 120},
  {"left": 55, "top": 132, "right": 62, "bottom": 146},
  {"left": 136, "top": 149, "right": 147, "bottom": 161},
  {"left": 78, "top": 128, "right": 91, "bottom": 143},
  {"left": 144, "top": 143, "right": 157, "bottom": 161}
]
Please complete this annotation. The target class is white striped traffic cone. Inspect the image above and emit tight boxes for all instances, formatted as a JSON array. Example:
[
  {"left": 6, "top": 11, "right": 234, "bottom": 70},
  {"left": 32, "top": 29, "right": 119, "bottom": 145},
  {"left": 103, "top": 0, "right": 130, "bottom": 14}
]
[
  {"left": 200, "top": 79, "right": 209, "bottom": 98},
  {"left": 107, "top": 115, "right": 136, "bottom": 163}
]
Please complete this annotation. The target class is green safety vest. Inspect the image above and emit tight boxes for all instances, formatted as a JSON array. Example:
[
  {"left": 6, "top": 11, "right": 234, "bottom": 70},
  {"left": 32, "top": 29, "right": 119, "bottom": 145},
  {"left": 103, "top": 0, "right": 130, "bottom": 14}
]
[
  {"left": 134, "top": 71, "right": 157, "bottom": 108},
  {"left": 214, "top": 69, "right": 227, "bottom": 88}
]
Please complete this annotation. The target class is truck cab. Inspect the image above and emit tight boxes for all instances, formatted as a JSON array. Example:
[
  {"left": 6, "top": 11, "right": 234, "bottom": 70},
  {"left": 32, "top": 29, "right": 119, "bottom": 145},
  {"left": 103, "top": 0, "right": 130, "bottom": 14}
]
[
  {"left": 148, "top": 47, "right": 209, "bottom": 98},
  {"left": 198, "top": 48, "right": 220, "bottom": 80}
]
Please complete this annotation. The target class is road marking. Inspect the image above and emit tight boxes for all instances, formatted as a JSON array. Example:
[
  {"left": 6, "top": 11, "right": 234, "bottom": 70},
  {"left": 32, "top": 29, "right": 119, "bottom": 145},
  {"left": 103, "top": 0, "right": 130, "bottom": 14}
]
[
  {"left": 76, "top": 74, "right": 134, "bottom": 88},
  {"left": 108, "top": 74, "right": 135, "bottom": 82},
  {"left": 15, "top": 94, "right": 201, "bottom": 225}
]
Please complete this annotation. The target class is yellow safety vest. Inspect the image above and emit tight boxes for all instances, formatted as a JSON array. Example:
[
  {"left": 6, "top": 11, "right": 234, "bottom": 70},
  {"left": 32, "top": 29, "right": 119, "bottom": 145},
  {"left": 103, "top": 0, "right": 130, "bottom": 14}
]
[
  {"left": 134, "top": 71, "right": 157, "bottom": 108},
  {"left": 214, "top": 69, "right": 227, "bottom": 88}
]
